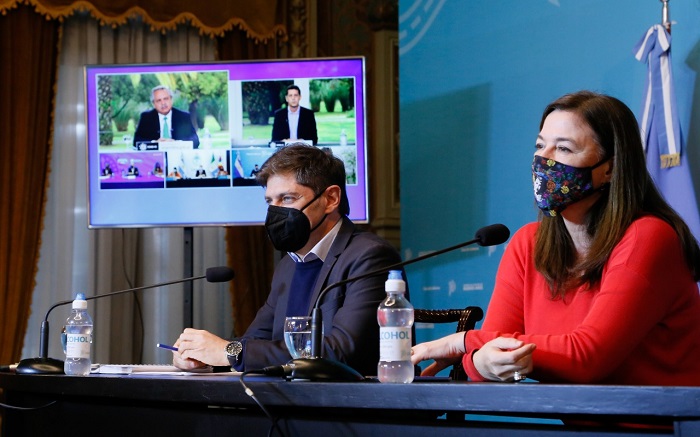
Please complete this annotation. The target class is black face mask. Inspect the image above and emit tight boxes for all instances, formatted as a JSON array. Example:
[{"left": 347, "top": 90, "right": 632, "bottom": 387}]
[{"left": 264, "top": 190, "right": 327, "bottom": 252}]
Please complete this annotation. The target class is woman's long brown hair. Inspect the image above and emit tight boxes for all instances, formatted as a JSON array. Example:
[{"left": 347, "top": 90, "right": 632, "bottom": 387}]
[{"left": 533, "top": 91, "right": 700, "bottom": 297}]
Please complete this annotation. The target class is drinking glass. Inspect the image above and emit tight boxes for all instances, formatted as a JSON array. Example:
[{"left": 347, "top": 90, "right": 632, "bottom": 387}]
[{"left": 284, "top": 316, "right": 312, "bottom": 359}]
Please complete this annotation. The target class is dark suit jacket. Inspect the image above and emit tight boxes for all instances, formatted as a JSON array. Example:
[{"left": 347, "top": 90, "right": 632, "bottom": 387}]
[
  {"left": 271, "top": 106, "right": 318, "bottom": 145},
  {"left": 241, "top": 216, "right": 402, "bottom": 376},
  {"left": 133, "top": 107, "right": 200, "bottom": 148}
]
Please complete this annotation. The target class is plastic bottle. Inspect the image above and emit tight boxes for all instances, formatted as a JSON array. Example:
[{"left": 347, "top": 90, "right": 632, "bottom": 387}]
[
  {"left": 339, "top": 129, "right": 347, "bottom": 147},
  {"left": 377, "top": 270, "right": 414, "bottom": 383},
  {"left": 64, "top": 293, "right": 93, "bottom": 376}
]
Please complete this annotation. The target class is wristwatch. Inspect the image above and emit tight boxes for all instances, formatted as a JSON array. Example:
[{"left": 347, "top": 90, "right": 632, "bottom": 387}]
[{"left": 225, "top": 340, "right": 243, "bottom": 366}]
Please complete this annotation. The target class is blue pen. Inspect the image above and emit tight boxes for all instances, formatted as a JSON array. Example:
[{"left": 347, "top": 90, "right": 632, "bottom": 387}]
[{"left": 156, "top": 343, "right": 178, "bottom": 352}]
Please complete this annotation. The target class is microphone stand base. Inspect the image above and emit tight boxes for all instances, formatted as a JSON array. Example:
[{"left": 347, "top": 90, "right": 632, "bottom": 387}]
[
  {"left": 286, "top": 358, "right": 364, "bottom": 382},
  {"left": 15, "top": 357, "right": 65, "bottom": 375}
]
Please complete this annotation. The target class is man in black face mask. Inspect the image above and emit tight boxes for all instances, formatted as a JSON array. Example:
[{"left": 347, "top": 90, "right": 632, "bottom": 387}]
[{"left": 172, "top": 144, "right": 402, "bottom": 376}]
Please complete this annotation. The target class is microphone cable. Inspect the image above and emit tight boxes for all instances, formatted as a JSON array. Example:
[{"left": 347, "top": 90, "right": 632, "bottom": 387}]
[
  {"left": 0, "top": 400, "right": 57, "bottom": 411},
  {"left": 239, "top": 370, "right": 287, "bottom": 437}
]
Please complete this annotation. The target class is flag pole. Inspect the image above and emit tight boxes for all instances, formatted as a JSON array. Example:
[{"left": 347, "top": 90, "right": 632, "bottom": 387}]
[{"left": 661, "top": 0, "right": 671, "bottom": 34}]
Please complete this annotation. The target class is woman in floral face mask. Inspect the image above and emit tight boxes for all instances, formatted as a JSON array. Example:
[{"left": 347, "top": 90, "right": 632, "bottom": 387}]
[{"left": 412, "top": 91, "right": 700, "bottom": 386}]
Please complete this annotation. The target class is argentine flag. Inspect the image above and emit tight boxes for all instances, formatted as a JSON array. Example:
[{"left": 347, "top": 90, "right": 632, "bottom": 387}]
[
  {"left": 634, "top": 24, "right": 700, "bottom": 241},
  {"left": 234, "top": 152, "right": 245, "bottom": 178}
]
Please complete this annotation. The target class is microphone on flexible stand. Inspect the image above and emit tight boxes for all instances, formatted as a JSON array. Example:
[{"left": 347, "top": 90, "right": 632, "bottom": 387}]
[
  {"left": 14, "top": 266, "right": 235, "bottom": 375},
  {"left": 263, "top": 223, "right": 511, "bottom": 381}
]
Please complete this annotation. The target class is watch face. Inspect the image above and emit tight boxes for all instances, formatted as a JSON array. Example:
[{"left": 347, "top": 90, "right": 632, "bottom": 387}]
[{"left": 226, "top": 341, "right": 242, "bottom": 357}]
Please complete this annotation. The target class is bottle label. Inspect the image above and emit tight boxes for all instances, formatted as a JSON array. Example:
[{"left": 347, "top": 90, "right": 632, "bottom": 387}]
[
  {"left": 65, "top": 333, "right": 91, "bottom": 359},
  {"left": 379, "top": 327, "right": 411, "bottom": 361}
]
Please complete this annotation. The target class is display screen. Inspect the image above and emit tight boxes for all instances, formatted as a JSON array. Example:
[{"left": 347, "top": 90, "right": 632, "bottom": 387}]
[{"left": 84, "top": 57, "right": 368, "bottom": 227}]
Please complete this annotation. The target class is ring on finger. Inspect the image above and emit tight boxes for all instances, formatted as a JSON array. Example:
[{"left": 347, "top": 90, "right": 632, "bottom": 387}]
[{"left": 513, "top": 371, "right": 526, "bottom": 382}]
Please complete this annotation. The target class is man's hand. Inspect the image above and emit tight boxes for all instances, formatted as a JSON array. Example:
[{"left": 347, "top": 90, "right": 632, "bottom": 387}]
[{"left": 172, "top": 328, "right": 230, "bottom": 369}]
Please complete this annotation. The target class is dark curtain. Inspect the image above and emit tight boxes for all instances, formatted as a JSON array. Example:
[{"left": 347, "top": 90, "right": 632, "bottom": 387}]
[
  {"left": 217, "top": 31, "right": 279, "bottom": 337},
  {"left": 0, "top": 3, "right": 60, "bottom": 364}
]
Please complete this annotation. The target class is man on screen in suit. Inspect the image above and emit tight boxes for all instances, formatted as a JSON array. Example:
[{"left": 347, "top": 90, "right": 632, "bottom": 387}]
[
  {"left": 133, "top": 85, "right": 200, "bottom": 149},
  {"left": 271, "top": 85, "right": 318, "bottom": 145},
  {"left": 172, "top": 144, "right": 402, "bottom": 376}
]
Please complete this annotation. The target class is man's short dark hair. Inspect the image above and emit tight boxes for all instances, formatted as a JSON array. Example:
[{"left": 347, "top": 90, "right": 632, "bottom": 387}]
[
  {"left": 286, "top": 84, "right": 301, "bottom": 95},
  {"left": 257, "top": 143, "right": 350, "bottom": 215}
]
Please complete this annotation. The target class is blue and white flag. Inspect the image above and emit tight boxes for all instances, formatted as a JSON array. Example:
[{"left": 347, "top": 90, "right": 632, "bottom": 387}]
[
  {"left": 234, "top": 152, "right": 245, "bottom": 179},
  {"left": 634, "top": 24, "right": 700, "bottom": 240}
]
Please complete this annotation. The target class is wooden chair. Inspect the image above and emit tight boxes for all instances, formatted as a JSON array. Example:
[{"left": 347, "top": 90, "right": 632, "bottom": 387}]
[{"left": 414, "top": 306, "right": 483, "bottom": 381}]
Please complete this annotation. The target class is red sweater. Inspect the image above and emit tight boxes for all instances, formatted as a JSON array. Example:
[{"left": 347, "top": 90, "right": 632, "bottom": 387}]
[{"left": 464, "top": 216, "right": 700, "bottom": 385}]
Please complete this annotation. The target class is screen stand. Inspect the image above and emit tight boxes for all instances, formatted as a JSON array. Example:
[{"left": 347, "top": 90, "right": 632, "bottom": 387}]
[{"left": 183, "top": 226, "right": 194, "bottom": 328}]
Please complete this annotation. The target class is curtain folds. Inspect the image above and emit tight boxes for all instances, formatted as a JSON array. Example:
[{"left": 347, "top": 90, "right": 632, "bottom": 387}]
[
  {"left": 224, "top": 226, "right": 276, "bottom": 337},
  {"left": 0, "top": 0, "right": 287, "bottom": 41},
  {"left": 0, "top": 4, "right": 60, "bottom": 364}
]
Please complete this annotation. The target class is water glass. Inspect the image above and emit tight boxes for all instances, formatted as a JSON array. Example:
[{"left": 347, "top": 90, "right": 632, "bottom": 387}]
[{"left": 284, "top": 316, "right": 312, "bottom": 359}]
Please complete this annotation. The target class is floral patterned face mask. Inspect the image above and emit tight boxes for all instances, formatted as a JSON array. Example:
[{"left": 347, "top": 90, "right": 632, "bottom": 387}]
[{"left": 532, "top": 155, "right": 609, "bottom": 216}]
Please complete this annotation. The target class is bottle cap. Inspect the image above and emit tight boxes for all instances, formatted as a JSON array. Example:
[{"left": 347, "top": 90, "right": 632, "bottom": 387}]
[
  {"left": 385, "top": 270, "right": 406, "bottom": 292},
  {"left": 72, "top": 292, "right": 87, "bottom": 309}
]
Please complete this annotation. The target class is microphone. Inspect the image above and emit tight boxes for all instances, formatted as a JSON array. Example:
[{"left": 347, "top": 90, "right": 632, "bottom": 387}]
[
  {"left": 15, "top": 266, "right": 235, "bottom": 375},
  {"left": 271, "top": 223, "right": 510, "bottom": 381}
]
